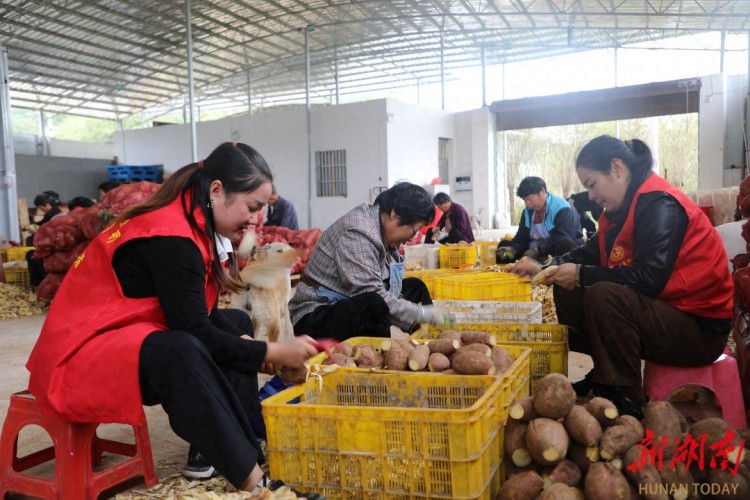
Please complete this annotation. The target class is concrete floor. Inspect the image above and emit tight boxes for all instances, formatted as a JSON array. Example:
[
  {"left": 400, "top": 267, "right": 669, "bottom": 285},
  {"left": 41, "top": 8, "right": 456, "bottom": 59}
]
[{"left": 0, "top": 313, "right": 723, "bottom": 498}]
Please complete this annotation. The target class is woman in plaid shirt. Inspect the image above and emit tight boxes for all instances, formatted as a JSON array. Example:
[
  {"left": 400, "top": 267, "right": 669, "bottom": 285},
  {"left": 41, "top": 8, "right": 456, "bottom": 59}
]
[{"left": 290, "top": 182, "right": 453, "bottom": 340}]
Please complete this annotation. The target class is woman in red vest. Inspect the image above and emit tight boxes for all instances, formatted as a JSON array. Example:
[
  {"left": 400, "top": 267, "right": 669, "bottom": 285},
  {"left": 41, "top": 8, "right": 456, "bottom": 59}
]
[
  {"left": 26, "top": 142, "right": 321, "bottom": 493},
  {"left": 513, "top": 135, "right": 733, "bottom": 419}
]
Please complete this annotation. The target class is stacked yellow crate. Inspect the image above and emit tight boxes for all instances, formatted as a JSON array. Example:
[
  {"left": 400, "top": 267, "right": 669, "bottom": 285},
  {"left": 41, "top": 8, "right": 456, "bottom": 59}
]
[
  {"left": 431, "top": 271, "right": 531, "bottom": 301},
  {"left": 404, "top": 268, "right": 485, "bottom": 297},
  {"left": 1, "top": 246, "right": 34, "bottom": 289},
  {"left": 475, "top": 241, "right": 500, "bottom": 267},
  {"left": 438, "top": 245, "right": 479, "bottom": 269},
  {"left": 265, "top": 338, "right": 532, "bottom": 499}
]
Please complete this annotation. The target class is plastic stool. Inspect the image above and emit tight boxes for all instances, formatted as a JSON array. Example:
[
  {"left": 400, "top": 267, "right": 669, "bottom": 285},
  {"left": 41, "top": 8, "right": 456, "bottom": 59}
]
[
  {"left": 0, "top": 391, "right": 158, "bottom": 499},
  {"left": 644, "top": 348, "right": 747, "bottom": 429}
]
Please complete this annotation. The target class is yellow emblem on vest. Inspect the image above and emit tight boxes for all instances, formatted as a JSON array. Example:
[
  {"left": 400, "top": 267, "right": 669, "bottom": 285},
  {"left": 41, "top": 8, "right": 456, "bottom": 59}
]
[
  {"left": 107, "top": 229, "right": 121, "bottom": 243},
  {"left": 73, "top": 251, "right": 85, "bottom": 269},
  {"left": 103, "top": 218, "right": 129, "bottom": 234},
  {"left": 611, "top": 244, "right": 625, "bottom": 263}
]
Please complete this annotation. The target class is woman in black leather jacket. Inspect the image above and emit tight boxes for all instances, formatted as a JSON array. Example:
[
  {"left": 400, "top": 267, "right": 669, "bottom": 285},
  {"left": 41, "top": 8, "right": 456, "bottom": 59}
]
[{"left": 512, "top": 135, "right": 733, "bottom": 418}]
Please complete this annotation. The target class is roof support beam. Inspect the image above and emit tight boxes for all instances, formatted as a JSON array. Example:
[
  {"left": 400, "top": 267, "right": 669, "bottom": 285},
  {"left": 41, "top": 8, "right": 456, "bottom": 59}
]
[
  {"left": 304, "top": 25, "right": 314, "bottom": 231},
  {"left": 185, "top": 0, "right": 197, "bottom": 162},
  {"left": 0, "top": 47, "right": 19, "bottom": 243}
]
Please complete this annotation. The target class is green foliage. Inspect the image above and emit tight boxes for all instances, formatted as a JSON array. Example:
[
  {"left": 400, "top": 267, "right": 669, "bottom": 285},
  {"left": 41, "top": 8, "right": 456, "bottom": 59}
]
[
  {"left": 657, "top": 115, "right": 699, "bottom": 192},
  {"left": 50, "top": 115, "right": 116, "bottom": 144},
  {"left": 10, "top": 108, "right": 118, "bottom": 143},
  {"left": 10, "top": 108, "right": 40, "bottom": 134}
]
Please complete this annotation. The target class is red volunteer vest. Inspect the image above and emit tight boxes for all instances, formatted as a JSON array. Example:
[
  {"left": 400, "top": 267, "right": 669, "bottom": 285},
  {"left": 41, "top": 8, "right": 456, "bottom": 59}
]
[
  {"left": 597, "top": 174, "right": 732, "bottom": 319},
  {"left": 26, "top": 193, "right": 218, "bottom": 425}
]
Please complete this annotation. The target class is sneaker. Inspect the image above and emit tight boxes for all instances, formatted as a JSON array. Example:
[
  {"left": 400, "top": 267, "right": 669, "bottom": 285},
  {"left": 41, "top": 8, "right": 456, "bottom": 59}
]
[
  {"left": 182, "top": 447, "right": 216, "bottom": 480},
  {"left": 571, "top": 369, "right": 594, "bottom": 397}
]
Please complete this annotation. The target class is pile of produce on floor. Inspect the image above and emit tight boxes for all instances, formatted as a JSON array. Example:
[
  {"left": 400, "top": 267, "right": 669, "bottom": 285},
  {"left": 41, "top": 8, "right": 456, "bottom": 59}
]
[
  {"left": 0, "top": 282, "right": 49, "bottom": 320},
  {"left": 115, "top": 473, "right": 300, "bottom": 499},
  {"left": 501, "top": 373, "right": 748, "bottom": 499}
]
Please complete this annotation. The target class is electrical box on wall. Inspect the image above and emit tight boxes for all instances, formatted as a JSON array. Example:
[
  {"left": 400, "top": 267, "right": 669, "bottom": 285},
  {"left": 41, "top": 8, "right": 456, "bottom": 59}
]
[{"left": 455, "top": 176, "right": 472, "bottom": 192}]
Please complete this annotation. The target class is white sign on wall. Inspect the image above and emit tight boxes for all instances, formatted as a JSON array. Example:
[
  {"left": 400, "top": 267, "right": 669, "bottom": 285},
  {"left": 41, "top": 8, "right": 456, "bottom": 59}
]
[{"left": 455, "top": 175, "right": 472, "bottom": 192}]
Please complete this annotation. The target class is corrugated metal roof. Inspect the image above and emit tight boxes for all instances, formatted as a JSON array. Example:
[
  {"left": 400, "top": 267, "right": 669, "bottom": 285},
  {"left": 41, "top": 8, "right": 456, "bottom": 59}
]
[{"left": 1, "top": 0, "right": 748, "bottom": 121}]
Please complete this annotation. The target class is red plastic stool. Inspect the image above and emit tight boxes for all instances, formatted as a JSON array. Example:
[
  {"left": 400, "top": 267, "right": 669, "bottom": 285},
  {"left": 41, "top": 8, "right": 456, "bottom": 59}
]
[
  {"left": 643, "top": 348, "right": 747, "bottom": 430},
  {"left": 0, "top": 391, "right": 158, "bottom": 499}
]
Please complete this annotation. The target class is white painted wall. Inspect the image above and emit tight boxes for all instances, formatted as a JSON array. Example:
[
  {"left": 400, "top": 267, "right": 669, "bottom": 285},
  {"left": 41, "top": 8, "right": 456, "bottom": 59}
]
[
  {"left": 453, "top": 108, "right": 495, "bottom": 228},
  {"left": 383, "top": 100, "right": 508, "bottom": 231},
  {"left": 12, "top": 134, "right": 42, "bottom": 155},
  {"left": 201, "top": 108, "right": 309, "bottom": 226},
  {"left": 311, "top": 100, "right": 389, "bottom": 229},
  {"left": 384, "top": 100, "right": 454, "bottom": 189},
  {"left": 113, "top": 123, "right": 194, "bottom": 171},
  {"left": 50, "top": 138, "right": 115, "bottom": 160}
]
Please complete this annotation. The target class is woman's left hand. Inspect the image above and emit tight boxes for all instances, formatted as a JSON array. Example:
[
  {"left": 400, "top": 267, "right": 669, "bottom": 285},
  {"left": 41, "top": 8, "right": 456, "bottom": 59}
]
[{"left": 546, "top": 263, "right": 579, "bottom": 290}]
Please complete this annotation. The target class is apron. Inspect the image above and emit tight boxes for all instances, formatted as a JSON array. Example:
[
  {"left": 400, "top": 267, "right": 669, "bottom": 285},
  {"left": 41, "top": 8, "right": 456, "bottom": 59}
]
[{"left": 529, "top": 221, "right": 550, "bottom": 250}]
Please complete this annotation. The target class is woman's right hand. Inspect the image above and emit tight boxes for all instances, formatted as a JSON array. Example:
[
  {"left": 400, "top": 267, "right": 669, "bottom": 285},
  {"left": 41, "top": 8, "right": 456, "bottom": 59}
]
[
  {"left": 265, "top": 335, "right": 320, "bottom": 368},
  {"left": 511, "top": 256, "right": 542, "bottom": 278}
]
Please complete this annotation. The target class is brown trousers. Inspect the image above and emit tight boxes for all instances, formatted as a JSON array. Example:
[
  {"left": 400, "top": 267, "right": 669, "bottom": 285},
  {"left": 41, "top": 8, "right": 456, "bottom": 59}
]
[{"left": 554, "top": 282, "right": 728, "bottom": 397}]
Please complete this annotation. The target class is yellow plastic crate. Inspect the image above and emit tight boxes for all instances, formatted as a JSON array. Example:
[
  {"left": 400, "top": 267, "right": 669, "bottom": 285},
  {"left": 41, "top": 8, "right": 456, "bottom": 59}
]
[
  {"left": 475, "top": 241, "right": 500, "bottom": 267},
  {"left": 412, "top": 323, "right": 567, "bottom": 393},
  {"left": 266, "top": 343, "right": 531, "bottom": 499},
  {"left": 439, "top": 245, "right": 479, "bottom": 269},
  {"left": 431, "top": 272, "right": 531, "bottom": 301},
  {"left": 3, "top": 264, "right": 31, "bottom": 289},
  {"left": 4, "top": 246, "right": 34, "bottom": 262},
  {"left": 405, "top": 268, "right": 485, "bottom": 298}
]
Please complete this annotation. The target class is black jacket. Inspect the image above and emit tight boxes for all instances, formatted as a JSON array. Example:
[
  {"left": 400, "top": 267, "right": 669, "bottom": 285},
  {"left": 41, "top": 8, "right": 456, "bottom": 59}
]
[{"left": 499, "top": 203, "right": 583, "bottom": 258}]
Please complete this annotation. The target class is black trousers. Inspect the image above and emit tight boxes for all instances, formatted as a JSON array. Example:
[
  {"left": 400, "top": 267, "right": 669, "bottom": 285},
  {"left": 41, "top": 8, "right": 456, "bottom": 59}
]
[
  {"left": 139, "top": 308, "right": 261, "bottom": 488},
  {"left": 26, "top": 249, "right": 47, "bottom": 287},
  {"left": 554, "top": 282, "right": 728, "bottom": 400},
  {"left": 294, "top": 277, "right": 432, "bottom": 341}
]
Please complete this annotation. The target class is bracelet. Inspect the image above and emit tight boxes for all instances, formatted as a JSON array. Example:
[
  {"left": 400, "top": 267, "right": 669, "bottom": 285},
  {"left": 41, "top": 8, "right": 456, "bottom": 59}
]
[{"left": 575, "top": 264, "right": 582, "bottom": 288}]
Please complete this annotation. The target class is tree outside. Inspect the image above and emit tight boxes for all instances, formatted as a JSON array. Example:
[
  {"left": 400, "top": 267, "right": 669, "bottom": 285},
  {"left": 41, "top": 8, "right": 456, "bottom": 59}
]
[
  {"left": 11, "top": 109, "right": 117, "bottom": 144},
  {"left": 497, "top": 114, "right": 699, "bottom": 226}
]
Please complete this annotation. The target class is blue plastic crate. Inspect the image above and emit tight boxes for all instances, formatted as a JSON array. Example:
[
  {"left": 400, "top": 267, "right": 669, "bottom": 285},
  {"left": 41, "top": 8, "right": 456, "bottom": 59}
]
[{"left": 106, "top": 165, "right": 161, "bottom": 182}]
